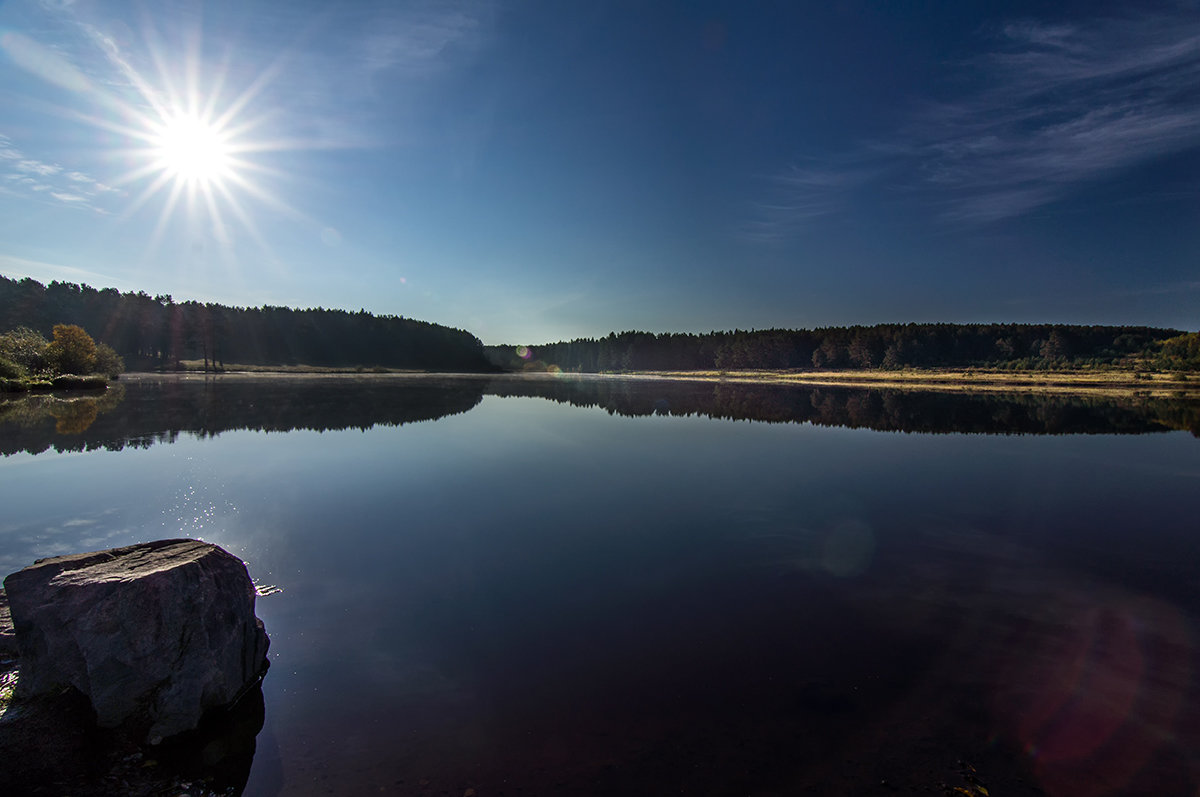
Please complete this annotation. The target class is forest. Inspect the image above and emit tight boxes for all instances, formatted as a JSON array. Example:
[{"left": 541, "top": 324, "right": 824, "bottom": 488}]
[
  {"left": 0, "top": 275, "right": 494, "bottom": 372},
  {"left": 3, "top": 273, "right": 1197, "bottom": 375},
  {"left": 487, "top": 324, "right": 1200, "bottom": 373}
]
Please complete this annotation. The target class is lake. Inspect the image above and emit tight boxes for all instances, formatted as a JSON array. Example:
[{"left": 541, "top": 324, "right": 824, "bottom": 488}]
[{"left": 2, "top": 374, "right": 1199, "bottom": 796}]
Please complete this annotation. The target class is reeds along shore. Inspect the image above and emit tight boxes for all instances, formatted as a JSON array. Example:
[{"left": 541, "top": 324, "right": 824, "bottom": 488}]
[{"left": 623, "top": 368, "right": 1199, "bottom": 397}]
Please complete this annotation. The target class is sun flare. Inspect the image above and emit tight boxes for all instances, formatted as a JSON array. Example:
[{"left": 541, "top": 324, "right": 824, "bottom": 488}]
[
  {"left": 151, "top": 112, "right": 232, "bottom": 186},
  {"left": 103, "top": 59, "right": 290, "bottom": 253},
  {"left": 63, "top": 20, "right": 314, "bottom": 259}
]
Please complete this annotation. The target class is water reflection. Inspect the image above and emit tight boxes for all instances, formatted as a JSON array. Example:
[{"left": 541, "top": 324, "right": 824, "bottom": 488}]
[
  {"left": 0, "top": 383, "right": 126, "bottom": 437},
  {"left": 491, "top": 375, "right": 1200, "bottom": 435},
  {"left": 0, "top": 672, "right": 268, "bottom": 796},
  {"left": 0, "top": 375, "right": 483, "bottom": 456},
  {"left": 1, "top": 375, "right": 1198, "bottom": 795},
  {"left": 1, "top": 373, "right": 1198, "bottom": 457},
  {"left": 156, "top": 684, "right": 272, "bottom": 796}
]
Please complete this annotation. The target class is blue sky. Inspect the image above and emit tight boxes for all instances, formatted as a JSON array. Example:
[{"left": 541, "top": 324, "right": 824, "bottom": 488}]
[{"left": 1, "top": 0, "right": 1197, "bottom": 343}]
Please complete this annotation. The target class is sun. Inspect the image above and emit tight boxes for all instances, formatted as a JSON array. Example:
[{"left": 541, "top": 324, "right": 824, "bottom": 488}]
[
  {"left": 73, "top": 23, "right": 310, "bottom": 256},
  {"left": 150, "top": 112, "right": 232, "bottom": 186},
  {"left": 117, "top": 91, "right": 269, "bottom": 249},
  {"left": 105, "top": 68, "right": 289, "bottom": 252}
]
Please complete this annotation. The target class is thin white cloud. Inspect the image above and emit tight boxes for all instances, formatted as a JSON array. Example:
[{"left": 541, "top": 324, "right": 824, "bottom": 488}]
[
  {"left": 742, "top": 161, "right": 879, "bottom": 242},
  {"left": 0, "top": 131, "right": 114, "bottom": 211},
  {"left": 17, "top": 159, "right": 62, "bottom": 176},
  {"left": 0, "top": 253, "right": 117, "bottom": 286},
  {"left": 363, "top": 1, "right": 489, "bottom": 78},
  {"left": 916, "top": 13, "right": 1200, "bottom": 221},
  {"left": 752, "top": 9, "right": 1200, "bottom": 236},
  {"left": 0, "top": 29, "right": 91, "bottom": 93}
]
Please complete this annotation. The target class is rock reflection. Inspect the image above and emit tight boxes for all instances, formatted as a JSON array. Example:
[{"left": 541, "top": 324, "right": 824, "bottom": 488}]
[
  {"left": 0, "top": 673, "right": 267, "bottom": 796},
  {"left": 156, "top": 683, "right": 270, "bottom": 796}
]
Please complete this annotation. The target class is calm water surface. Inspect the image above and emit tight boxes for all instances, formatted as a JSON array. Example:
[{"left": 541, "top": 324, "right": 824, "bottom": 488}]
[{"left": 2, "top": 374, "right": 1199, "bottom": 796}]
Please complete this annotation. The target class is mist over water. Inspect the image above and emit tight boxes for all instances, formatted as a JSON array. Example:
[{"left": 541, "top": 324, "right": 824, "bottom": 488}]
[{"left": 2, "top": 375, "right": 1199, "bottom": 795}]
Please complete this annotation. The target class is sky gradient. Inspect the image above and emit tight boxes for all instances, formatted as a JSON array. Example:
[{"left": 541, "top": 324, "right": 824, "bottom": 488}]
[{"left": 1, "top": 0, "right": 1198, "bottom": 344}]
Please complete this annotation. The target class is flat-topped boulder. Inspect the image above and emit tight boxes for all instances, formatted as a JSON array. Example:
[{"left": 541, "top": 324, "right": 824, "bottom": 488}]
[{"left": 3, "top": 539, "right": 269, "bottom": 742}]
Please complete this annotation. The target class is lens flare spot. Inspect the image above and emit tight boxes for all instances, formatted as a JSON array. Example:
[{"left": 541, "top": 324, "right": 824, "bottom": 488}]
[{"left": 820, "top": 518, "right": 875, "bottom": 577}]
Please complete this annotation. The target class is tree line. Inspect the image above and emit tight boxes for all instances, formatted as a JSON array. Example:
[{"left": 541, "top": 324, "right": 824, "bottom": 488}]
[
  {"left": 5, "top": 273, "right": 1195, "bottom": 375},
  {"left": 0, "top": 274, "right": 495, "bottom": 372},
  {"left": 487, "top": 323, "right": 1200, "bottom": 373}
]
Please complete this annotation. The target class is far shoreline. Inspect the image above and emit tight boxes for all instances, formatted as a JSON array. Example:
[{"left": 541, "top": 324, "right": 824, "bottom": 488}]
[
  {"left": 117, "top": 364, "right": 1200, "bottom": 399},
  {"left": 620, "top": 367, "right": 1200, "bottom": 398}
]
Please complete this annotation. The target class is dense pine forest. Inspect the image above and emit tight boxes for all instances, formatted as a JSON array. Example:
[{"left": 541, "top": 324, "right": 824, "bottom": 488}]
[
  {"left": 0, "top": 275, "right": 494, "bottom": 372},
  {"left": 4, "top": 273, "right": 1197, "bottom": 375},
  {"left": 488, "top": 324, "right": 1200, "bottom": 373}
]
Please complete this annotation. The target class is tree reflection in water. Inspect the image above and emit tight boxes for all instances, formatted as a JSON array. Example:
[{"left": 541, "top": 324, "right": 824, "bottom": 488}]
[{"left": 2, "top": 374, "right": 1198, "bottom": 458}]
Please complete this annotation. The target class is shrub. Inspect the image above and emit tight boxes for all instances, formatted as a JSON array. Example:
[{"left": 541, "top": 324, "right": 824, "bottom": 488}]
[
  {"left": 0, "top": 355, "right": 26, "bottom": 380},
  {"left": 93, "top": 343, "right": 125, "bottom": 378},
  {"left": 44, "top": 324, "right": 97, "bottom": 375},
  {"left": 0, "top": 327, "right": 48, "bottom": 372}
]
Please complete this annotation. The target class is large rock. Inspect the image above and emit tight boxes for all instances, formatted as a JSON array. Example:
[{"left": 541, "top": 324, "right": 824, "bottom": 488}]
[{"left": 3, "top": 539, "right": 269, "bottom": 742}]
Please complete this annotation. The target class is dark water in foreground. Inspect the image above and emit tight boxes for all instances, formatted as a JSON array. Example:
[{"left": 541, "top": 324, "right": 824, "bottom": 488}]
[{"left": 2, "top": 374, "right": 1199, "bottom": 796}]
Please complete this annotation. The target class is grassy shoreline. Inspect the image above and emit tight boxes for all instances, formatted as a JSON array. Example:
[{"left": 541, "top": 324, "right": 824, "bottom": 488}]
[
  {"left": 622, "top": 367, "right": 1200, "bottom": 397},
  {"left": 117, "top": 363, "right": 1200, "bottom": 398}
]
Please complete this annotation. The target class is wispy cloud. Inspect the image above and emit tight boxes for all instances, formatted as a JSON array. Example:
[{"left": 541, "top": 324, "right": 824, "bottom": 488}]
[
  {"left": 742, "top": 161, "right": 877, "bottom": 242},
  {"left": 0, "top": 133, "right": 115, "bottom": 212},
  {"left": 17, "top": 159, "right": 62, "bottom": 176},
  {"left": 751, "top": 9, "right": 1200, "bottom": 237},
  {"left": 916, "top": 13, "right": 1200, "bottom": 221},
  {"left": 363, "top": 1, "right": 490, "bottom": 78},
  {"left": 0, "top": 28, "right": 91, "bottom": 93},
  {"left": 0, "top": 253, "right": 118, "bottom": 286}
]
